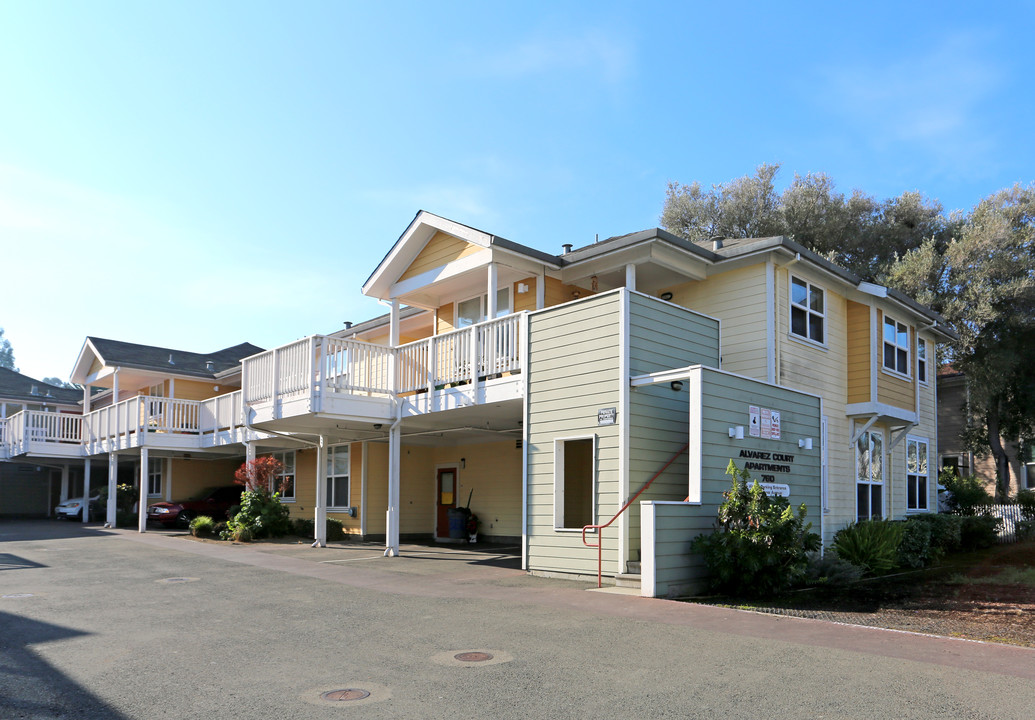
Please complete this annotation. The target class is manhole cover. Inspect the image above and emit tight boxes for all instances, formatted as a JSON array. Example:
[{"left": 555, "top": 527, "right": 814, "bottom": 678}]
[
  {"left": 2, "top": 593, "right": 34, "bottom": 599},
  {"left": 321, "top": 689, "right": 371, "bottom": 702},
  {"left": 454, "top": 651, "right": 493, "bottom": 662}
]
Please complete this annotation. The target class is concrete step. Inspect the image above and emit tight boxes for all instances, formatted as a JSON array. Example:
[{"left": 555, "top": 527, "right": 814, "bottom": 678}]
[{"left": 614, "top": 572, "right": 641, "bottom": 589}]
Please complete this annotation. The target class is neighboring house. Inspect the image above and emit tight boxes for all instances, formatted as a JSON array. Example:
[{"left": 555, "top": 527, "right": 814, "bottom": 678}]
[
  {"left": 0, "top": 368, "right": 85, "bottom": 517},
  {"left": 0, "top": 210, "right": 955, "bottom": 597},
  {"left": 937, "top": 364, "right": 1032, "bottom": 495}
]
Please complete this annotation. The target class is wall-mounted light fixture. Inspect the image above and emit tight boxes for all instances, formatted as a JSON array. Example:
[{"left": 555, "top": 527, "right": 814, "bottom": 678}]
[
  {"left": 660, "top": 292, "right": 673, "bottom": 301},
  {"left": 728, "top": 426, "right": 744, "bottom": 440},
  {"left": 798, "top": 438, "right": 813, "bottom": 450},
  {"left": 517, "top": 282, "right": 529, "bottom": 294},
  {"left": 460, "top": 457, "right": 466, "bottom": 469},
  {"left": 670, "top": 380, "right": 684, "bottom": 392},
  {"left": 373, "top": 423, "right": 383, "bottom": 430}
]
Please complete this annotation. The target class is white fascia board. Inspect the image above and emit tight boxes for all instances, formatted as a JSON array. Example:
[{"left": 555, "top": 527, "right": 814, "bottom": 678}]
[
  {"left": 388, "top": 248, "right": 492, "bottom": 299},
  {"left": 857, "top": 282, "right": 888, "bottom": 298},
  {"left": 70, "top": 337, "right": 103, "bottom": 384},
  {"left": 630, "top": 363, "right": 823, "bottom": 403},
  {"left": 559, "top": 244, "right": 655, "bottom": 284},
  {"left": 845, "top": 401, "right": 918, "bottom": 425}
]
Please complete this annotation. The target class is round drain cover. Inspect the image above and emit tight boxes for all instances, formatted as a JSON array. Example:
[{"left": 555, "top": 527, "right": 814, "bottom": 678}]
[
  {"left": 454, "top": 651, "right": 493, "bottom": 662},
  {"left": 321, "top": 689, "right": 371, "bottom": 702}
]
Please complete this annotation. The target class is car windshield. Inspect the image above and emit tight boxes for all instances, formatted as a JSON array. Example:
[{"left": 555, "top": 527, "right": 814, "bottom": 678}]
[{"left": 185, "top": 487, "right": 223, "bottom": 502}]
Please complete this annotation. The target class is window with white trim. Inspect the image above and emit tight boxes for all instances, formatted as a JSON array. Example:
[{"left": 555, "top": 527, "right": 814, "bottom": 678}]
[
  {"left": 906, "top": 437, "right": 929, "bottom": 511},
  {"left": 147, "top": 458, "right": 162, "bottom": 496},
  {"left": 456, "top": 288, "right": 511, "bottom": 327},
  {"left": 916, "top": 338, "right": 928, "bottom": 384},
  {"left": 856, "top": 430, "right": 884, "bottom": 521},
  {"left": 270, "top": 451, "right": 295, "bottom": 500},
  {"left": 790, "top": 276, "right": 824, "bottom": 344},
  {"left": 554, "top": 436, "right": 595, "bottom": 530},
  {"left": 326, "top": 445, "right": 350, "bottom": 508},
  {"left": 883, "top": 315, "right": 910, "bottom": 376}
]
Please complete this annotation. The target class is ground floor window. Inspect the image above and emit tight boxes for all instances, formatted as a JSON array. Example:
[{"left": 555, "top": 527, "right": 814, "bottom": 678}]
[
  {"left": 906, "top": 437, "right": 929, "bottom": 511},
  {"left": 147, "top": 458, "right": 162, "bottom": 497},
  {"left": 554, "top": 436, "right": 595, "bottom": 530},
  {"left": 856, "top": 430, "right": 884, "bottom": 521},
  {"left": 270, "top": 451, "right": 295, "bottom": 500},
  {"left": 326, "top": 445, "right": 349, "bottom": 508}
]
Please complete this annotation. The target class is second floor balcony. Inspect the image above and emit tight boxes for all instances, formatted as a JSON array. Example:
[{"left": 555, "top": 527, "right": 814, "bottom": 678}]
[
  {"left": 242, "top": 312, "right": 527, "bottom": 424},
  {"left": 2, "top": 410, "right": 83, "bottom": 458}
]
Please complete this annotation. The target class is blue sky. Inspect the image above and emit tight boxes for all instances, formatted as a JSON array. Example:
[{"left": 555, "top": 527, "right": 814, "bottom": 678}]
[{"left": 3, "top": 1, "right": 1033, "bottom": 383}]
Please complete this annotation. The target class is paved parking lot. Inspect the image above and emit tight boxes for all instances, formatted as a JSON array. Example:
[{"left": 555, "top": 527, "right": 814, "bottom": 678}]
[{"left": 2, "top": 520, "right": 1033, "bottom": 719}]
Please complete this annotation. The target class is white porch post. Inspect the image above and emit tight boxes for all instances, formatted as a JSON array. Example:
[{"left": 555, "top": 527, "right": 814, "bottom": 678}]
[
  {"left": 314, "top": 437, "right": 327, "bottom": 547},
  {"left": 246, "top": 441, "right": 256, "bottom": 464},
  {"left": 360, "top": 442, "right": 368, "bottom": 538},
  {"left": 385, "top": 424, "right": 401, "bottom": 557},
  {"left": 138, "top": 448, "right": 148, "bottom": 533},
  {"left": 625, "top": 263, "right": 636, "bottom": 291},
  {"left": 83, "top": 386, "right": 91, "bottom": 413},
  {"left": 389, "top": 299, "right": 400, "bottom": 346},
  {"left": 60, "top": 464, "right": 69, "bottom": 502},
  {"left": 536, "top": 271, "right": 545, "bottom": 309},
  {"left": 112, "top": 369, "right": 120, "bottom": 404},
  {"left": 487, "top": 264, "right": 498, "bottom": 317},
  {"left": 82, "top": 461, "right": 91, "bottom": 523},
  {"left": 106, "top": 453, "right": 117, "bottom": 526}
]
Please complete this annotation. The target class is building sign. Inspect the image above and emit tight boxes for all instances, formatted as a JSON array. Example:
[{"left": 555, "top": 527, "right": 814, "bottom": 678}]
[
  {"left": 748, "top": 405, "right": 781, "bottom": 440},
  {"left": 738, "top": 449, "right": 796, "bottom": 487},
  {"left": 756, "top": 482, "right": 790, "bottom": 497},
  {"left": 597, "top": 407, "right": 617, "bottom": 426}
]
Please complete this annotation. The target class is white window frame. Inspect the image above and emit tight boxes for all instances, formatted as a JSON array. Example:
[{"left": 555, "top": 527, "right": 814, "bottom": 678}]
[
  {"left": 882, "top": 315, "right": 911, "bottom": 378},
  {"left": 906, "top": 436, "right": 930, "bottom": 512},
  {"left": 916, "top": 337, "right": 928, "bottom": 385},
  {"left": 270, "top": 450, "right": 296, "bottom": 501},
  {"left": 856, "top": 429, "right": 885, "bottom": 521},
  {"left": 147, "top": 458, "right": 163, "bottom": 497},
  {"left": 326, "top": 444, "right": 350, "bottom": 509},
  {"left": 455, "top": 288, "right": 512, "bottom": 328},
  {"left": 553, "top": 435, "right": 597, "bottom": 532},
  {"left": 789, "top": 275, "right": 826, "bottom": 346}
]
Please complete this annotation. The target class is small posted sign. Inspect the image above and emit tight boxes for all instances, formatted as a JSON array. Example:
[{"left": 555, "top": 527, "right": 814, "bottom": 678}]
[{"left": 597, "top": 407, "right": 617, "bottom": 426}]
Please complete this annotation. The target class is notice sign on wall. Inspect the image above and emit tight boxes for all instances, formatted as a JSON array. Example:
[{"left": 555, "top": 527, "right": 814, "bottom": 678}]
[{"left": 748, "top": 406, "right": 781, "bottom": 440}]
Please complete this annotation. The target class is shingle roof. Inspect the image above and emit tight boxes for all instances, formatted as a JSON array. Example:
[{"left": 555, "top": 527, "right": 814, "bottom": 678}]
[
  {"left": 0, "top": 367, "right": 82, "bottom": 405},
  {"left": 87, "top": 338, "right": 264, "bottom": 379}
]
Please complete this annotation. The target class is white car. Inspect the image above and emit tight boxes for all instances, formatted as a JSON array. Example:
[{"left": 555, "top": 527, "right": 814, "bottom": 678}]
[{"left": 55, "top": 495, "right": 99, "bottom": 520}]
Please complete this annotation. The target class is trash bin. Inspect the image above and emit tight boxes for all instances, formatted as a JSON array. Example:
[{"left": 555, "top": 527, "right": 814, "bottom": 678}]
[{"left": 447, "top": 507, "right": 469, "bottom": 539}]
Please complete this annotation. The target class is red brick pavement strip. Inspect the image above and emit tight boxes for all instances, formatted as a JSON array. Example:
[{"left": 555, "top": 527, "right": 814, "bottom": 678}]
[{"left": 114, "top": 529, "right": 1035, "bottom": 681}]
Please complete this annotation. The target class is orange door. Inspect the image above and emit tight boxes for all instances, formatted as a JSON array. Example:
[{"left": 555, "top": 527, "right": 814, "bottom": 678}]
[{"left": 436, "top": 468, "right": 457, "bottom": 539}]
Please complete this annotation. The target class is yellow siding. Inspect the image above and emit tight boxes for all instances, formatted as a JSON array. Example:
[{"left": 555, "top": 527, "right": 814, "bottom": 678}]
[
  {"left": 436, "top": 302, "right": 455, "bottom": 334},
  {"left": 661, "top": 264, "right": 769, "bottom": 379},
  {"left": 173, "top": 379, "right": 236, "bottom": 402},
  {"left": 434, "top": 440, "right": 522, "bottom": 538},
  {"left": 876, "top": 311, "right": 916, "bottom": 412},
  {"left": 285, "top": 445, "right": 366, "bottom": 535},
  {"left": 543, "top": 276, "right": 589, "bottom": 307},
  {"left": 513, "top": 277, "right": 537, "bottom": 313},
  {"left": 88, "top": 357, "right": 103, "bottom": 375},
  {"left": 167, "top": 457, "right": 241, "bottom": 506},
  {"left": 846, "top": 300, "right": 871, "bottom": 404},
  {"left": 399, "top": 231, "right": 483, "bottom": 282}
]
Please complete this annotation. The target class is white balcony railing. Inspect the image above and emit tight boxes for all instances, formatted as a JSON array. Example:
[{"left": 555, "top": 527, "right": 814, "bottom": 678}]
[
  {"left": 242, "top": 312, "right": 526, "bottom": 410},
  {"left": 0, "top": 417, "right": 6, "bottom": 459},
  {"left": 3, "top": 410, "right": 82, "bottom": 456}
]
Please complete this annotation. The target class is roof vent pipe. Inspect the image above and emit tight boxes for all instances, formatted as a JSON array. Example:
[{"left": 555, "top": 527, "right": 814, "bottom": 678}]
[
  {"left": 711, "top": 236, "right": 724, "bottom": 251},
  {"left": 205, "top": 360, "right": 214, "bottom": 371},
  {"left": 562, "top": 243, "right": 573, "bottom": 254},
  {"left": 168, "top": 354, "right": 175, "bottom": 365},
  {"left": 30, "top": 385, "right": 39, "bottom": 396},
  {"left": 343, "top": 321, "right": 353, "bottom": 330}
]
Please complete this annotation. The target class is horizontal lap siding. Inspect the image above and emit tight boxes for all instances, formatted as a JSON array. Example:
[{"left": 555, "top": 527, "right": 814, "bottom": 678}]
[
  {"left": 626, "top": 293, "right": 722, "bottom": 562},
  {"left": 846, "top": 301, "right": 870, "bottom": 404},
  {"left": 433, "top": 441, "right": 522, "bottom": 540},
  {"left": 399, "top": 232, "right": 482, "bottom": 282},
  {"left": 527, "top": 293, "right": 622, "bottom": 577},
  {"left": 648, "top": 503, "right": 715, "bottom": 596}
]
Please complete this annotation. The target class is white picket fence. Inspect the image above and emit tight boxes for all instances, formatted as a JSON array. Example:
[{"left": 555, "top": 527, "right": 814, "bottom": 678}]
[{"left": 976, "top": 504, "right": 1030, "bottom": 543}]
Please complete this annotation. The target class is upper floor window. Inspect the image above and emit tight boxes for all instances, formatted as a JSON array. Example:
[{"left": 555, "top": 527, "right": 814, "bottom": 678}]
[
  {"left": 790, "top": 276, "right": 824, "bottom": 344},
  {"left": 917, "top": 338, "right": 928, "bottom": 383},
  {"left": 883, "top": 315, "right": 910, "bottom": 376},
  {"left": 457, "top": 288, "right": 511, "bottom": 328}
]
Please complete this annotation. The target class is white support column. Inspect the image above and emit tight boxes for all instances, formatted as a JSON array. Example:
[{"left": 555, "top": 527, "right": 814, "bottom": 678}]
[
  {"left": 82, "top": 461, "right": 91, "bottom": 523},
  {"left": 625, "top": 263, "right": 636, "bottom": 291},
  {"left": 487, "top": 264, "right": 498, "bottom": 317},
  {"left": 360, "top": 441, "right": 368, "bottom": 538},
  {"left": 83, "top": 386, "right": 91, "bottom": 413},
  {"left": 314, "top": 437, "right": 328, "bottom": 547},
  {"left": 138, "top": 448, "right": 148, "bottom": 533},
  {"left": 112, "top": 369, "right": 120, "bottom": 405},
  {"left": 385, "top": 424, "right": 401, "bottom": 557},
  {"left": 246, "top": 441, "right": 256, "bottom": 464},
  {"left": 60, "top": 464, "right": 70, "bottom": 502},
  {"left": 536, "top": 270, "right": 545, "bottom": 309},
  {"left": 107, "top": 453, "right": 117, "bottom": 526},
  {"left": 390, "top": 299, "right": 400, "bottom": 393}
]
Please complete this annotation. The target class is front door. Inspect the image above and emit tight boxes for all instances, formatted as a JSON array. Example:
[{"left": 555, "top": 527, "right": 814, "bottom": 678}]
[{"left": 436, "top": 468, "right": 457, "bottom": 539}]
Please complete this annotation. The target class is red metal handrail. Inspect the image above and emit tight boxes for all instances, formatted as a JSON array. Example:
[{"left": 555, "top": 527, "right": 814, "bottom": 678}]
[{"left": 582, "top": 442, "right": 689, "bottom": 588}]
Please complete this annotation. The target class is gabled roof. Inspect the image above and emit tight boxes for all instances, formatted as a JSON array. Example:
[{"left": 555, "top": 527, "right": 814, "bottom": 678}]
[
  {"left": 0, "top": 367, "right": 82, "bottom": 406},
  {"left": 72, "top": 337, "right": 264, "bottom": 383}
]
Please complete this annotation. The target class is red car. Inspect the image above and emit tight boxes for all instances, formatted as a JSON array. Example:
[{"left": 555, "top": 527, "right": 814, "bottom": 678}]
[{"left": 146, "top": 486, "right": 244, "bottom": 529}]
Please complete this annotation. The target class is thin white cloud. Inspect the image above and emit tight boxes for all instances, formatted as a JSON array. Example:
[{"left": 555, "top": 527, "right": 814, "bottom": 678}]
[{"left": 474, "top": 28, "right": 633, "bottom": 86}]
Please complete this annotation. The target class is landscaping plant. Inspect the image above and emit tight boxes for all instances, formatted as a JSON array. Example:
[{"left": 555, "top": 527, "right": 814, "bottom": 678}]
[
  {"left": 832, "top": 520, "right": 904, "bottom": 575},
  {"left": 222, "top": 457, "right": 292, "bottom": 540},
  {"left": 189, "top": 515, "right": 215, "bottom": 538},
  {"left": 691, "top": 460, "right": 820, "bottom": 598},
  {"left": 896, "top": 518, "right": 933, "bottom": 569},
  {"left": 940, "top": 470, "right": 992, "bottom": 515}
]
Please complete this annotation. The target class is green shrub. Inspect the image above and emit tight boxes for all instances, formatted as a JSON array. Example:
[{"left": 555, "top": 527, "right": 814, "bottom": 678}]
[
  {"left": 691, "top": 460, "right": 820, "bottom": 597},
  {"left": 941, "top": 471, "right": 992, "bottom": 516},
  {"left": 1015, "top": 489, "right": 1035, "bottom": 520},
  {"left": 231, "top": 525, "right": 253, "bottom": 542},
  {"left": 803, "top": 552, "right": 864, "bottom": 586},
  {"left": 896, "top": 519, "right": 933, "bottom": 569},
  {"left": 226, "top": 489, "right": 292, "bottom": 540},
  {"left": 959, "top": 514, "right": 1001, "bottom": 551},
  {"left": 293, "top": 517, "right": 315, "bottom": 537},
  {"left": 115, "top": 510, "right": 137, "bottom": 528},
  {"left": 326, "top": 518, "right": 345, "bottom": 541},
  {"left": 213, "top": 521, "right": 228, "bottom": 539},
  {"left": 832, "top": 520, "right": 904, "bottom": 575},
  {"left": 908, "top": 513, "right": 963, "bottom": 554},
  {"left": 189, "top": 515, "right": 215, "bottom": 538},
  {"left": 97, "top": 483, "right": 137, "bottom": 514}
]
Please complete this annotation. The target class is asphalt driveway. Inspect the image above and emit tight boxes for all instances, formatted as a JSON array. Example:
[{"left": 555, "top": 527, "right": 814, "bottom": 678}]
[{"left": 1, "top": 520, "right": 1033, "bottom": 719}]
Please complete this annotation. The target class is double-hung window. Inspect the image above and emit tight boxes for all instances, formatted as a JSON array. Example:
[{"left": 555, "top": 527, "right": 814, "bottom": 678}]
[
  {"left": 326, "top": 445, "right": 350, "bottom": 508},
  {"left": 456, "top": 288, "right": 512, "bottom": 328},
  {"left": 270, "top": 451, "right": 295, "bottom": 501},
  {"left": 790, "top": 276, "right": 824, "bottom": 344},
  {"left": 883, "top": 316, "right": 910, "bottom": 376},
  {"left": 906, "top": 437, "right": 929, "bottom": 511},
  {"left": 856, "top": 430, "right": 884, "bottom": 521},
  {"left": 147, "top": 458, "right": 162, "bottom": 497},
  {"left": 916, "top": 338, "right": 928, "bottom": 384}
]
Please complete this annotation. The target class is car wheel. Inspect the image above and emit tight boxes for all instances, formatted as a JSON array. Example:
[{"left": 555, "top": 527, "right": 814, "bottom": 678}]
[{"left": 176, "top": 511, "right": 194, "bottom": 530}]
